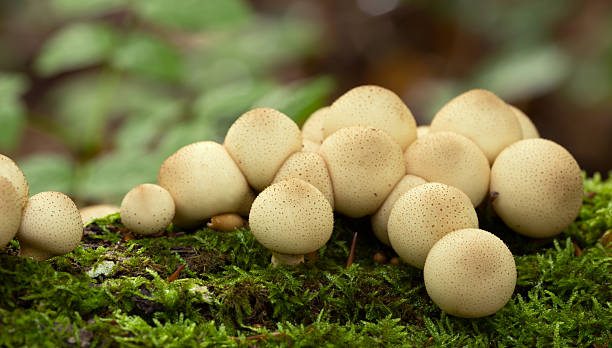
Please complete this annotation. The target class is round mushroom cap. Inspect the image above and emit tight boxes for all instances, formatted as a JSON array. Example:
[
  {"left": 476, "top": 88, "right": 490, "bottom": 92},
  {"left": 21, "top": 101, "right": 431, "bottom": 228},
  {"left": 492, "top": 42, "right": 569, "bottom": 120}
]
[
  {"left": 319, "top": 126, "right": 406, "bottom": 217},
  {"left": 0, "top": 154, "right": 29, "bottom": 209},
  {"left": 323, "top": 85, "right": 417, "bottom": 150},
  {"left": 371, "top": 175, "right": 427, "bottom": 245},
  {"left": 17, "top": 191, "right": 83, "bottom": 260},
  {"left": 302, "top": 139, "right": 320, "bottom": 152},
  {"left": 158, "top": 141, "right": 253, "bottom": 228},
  {"left": 0, "top": 176, "right": 21, "bottom": 247},
  {"left": 417, "top": 126, "right": 430, "bottom": 138},
  {"left": 424, "top": 228, "right": 516, "bottom": 318},
  {"left": 302, "top": 107, "right": 328, "bottom": 144},
  {"left": 490, "top": 139, "right": 583, "bottom": 238},
  {"left": 224, "top": 108, "right": 302, "bottom": 191},
  {"left": 509, "top": 105, "right": 540, "bottom": 139},
  {"left": 249, "top": 178, "right": 334, "bottom": 255},
  {"left": 120, "top": 184, "right": 175, "bottom": 235},
  {"left": 273, "top": 151, "right": 334, "bottom": 209},
  {"left": 388, "top": 183, "right": 478, "bottom": 269},
  {"left": 430, "top": 89, "right": 522, "bottom": 163},
  {"left": 80, "top": 204, "right": 120, "bottom": 226},
  {"left": 404, "top": 132, "right": 490, "bottom": 206}
]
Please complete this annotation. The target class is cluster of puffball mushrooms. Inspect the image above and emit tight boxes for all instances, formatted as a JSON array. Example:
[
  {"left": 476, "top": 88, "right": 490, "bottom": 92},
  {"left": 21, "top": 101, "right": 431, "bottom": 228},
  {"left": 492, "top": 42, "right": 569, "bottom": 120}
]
[{"left": 0, "top": 86, "right": 584, "bottom": 318}]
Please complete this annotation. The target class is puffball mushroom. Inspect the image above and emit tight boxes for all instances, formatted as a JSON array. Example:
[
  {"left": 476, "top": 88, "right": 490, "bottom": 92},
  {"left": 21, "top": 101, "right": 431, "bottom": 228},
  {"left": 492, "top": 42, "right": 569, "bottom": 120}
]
[
  {"left": 17, "top": 191, "right": 83, "bottom": 261},
  {"left": 404, "top": 132, "right": 490, "bottom": 206},
  {"left": 0, "top": 154, "right": 29, "bottom": 209},
  {"left": 302, "top": 139, "right": 320, "bottom": 152},
  {"left": 509, "top": 105, "right": 540, "bottom": 139},
  {"left": 273, "top": 151, "right": 334, "bottom": 209},
  {"left": 319, "top": 126, "right": 406, "bottom": 218},
  {"left": 249, "top": 178, "right": 334, "bottom": 266},
  {"left": 79, "top": 204, "right": 120, "bottom": 226},
  {"left": 430, "top": 89, "right": 522, "bottom": 163},
  {"left": 158, "top": 141, "right": 253, "bottom": 228},
  {"left": 490, "top": 138, "right": 583, "bottom": 238},
  {"left": 224, "top": 108, "right": 302, "bottom": 191},
  {"left": 0, "top": 176, "right": 21, "bottom": 248},
  {"left": 323, "top": 85, "right": 417, "bottom": 150},
  {"left": 371, "top": 175, "right": 427, "bottom": 245},
  {"left": 301, "top": 106, "right": 328, "bottom": 144},
  {"left": 120, "top": 184, "right": 175, "bottom": 235},
  {"left": 423, "top": 228, "right": 516, "bottom": 318},
  {"left": 416, "top": 126, "right": 430, "bottom": 138},
  {"left": 387, "top": 183, "right": 478, "bottom": 269},
  {"left": 207, "top": 213, "right": 246, "bottom": 232}
]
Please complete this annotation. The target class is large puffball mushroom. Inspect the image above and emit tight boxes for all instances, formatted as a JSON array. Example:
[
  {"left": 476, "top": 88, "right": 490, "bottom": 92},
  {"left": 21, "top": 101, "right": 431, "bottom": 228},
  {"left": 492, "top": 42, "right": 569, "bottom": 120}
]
[
  {"left": 323, "top": 85, "right": 417, "bottom": 150},
  {"left": 301, "top": 106, "right": 328, "bottom": 144},
  {"left": 509, "top": 105, "right": 540, "bottom": 139},
  {"left": 423, "top": 228, "right": 516, "bottom": 318},
  {"left": 371, "top": 175, "right": 427, "bottom": 245},
  {"left": 302, "top": 139, "right": 320, "bottom": 152},
  {"left": 319, "top": 126, "right": 405, "bottom": 218},
  {"left": 0, "top": 176, "right": 21, "bottom": 248},
  {"left": 404, "top": 132, "right": 490, "bottom": 206},
  {"left": 158, "top": 141, "right": 253, "bottom": 228},
  {"left": 17, "top": 191, "right": 83, "bottom": 261},
  {"left": 224, "top": 108, "right": 302, "bottom": 191},
  {"left": 430, "top": 89, "right": 522, "bottom": 163},
  {"left": 416, "top": 126, "right": 430, "bottom": 138},
  {"left": 0, "top": 154, "right": 29, "bottom": 209},
  {"left": 273, "top": 151, "right": 334, "bottom": 209},
  {"left": 249, "top": 178, "right": 334, "bottom": 266},
  {"left": 120, "top": 184, "right": 175, "bottom": 235},
  {"left": 490, "top": 139, "right": 583, "bottom": 238},
  {"left": 388, "top": 183, "right": 478, "bottom": 269},
  {"left": 80, "top": 204, "right": 120, "bottom": 226}
]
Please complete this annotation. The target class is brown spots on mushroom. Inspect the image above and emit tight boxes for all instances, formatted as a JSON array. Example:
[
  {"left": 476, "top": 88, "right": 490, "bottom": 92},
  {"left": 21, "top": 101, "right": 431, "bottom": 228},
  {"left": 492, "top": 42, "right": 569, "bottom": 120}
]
[
  {"left": 0, "top": 154, "right": 29, "bottom": 210},
  {"left": 0, "top": 176, "right": 21, "bottom": 248},
  {"left": 120, "top": 184, "right": 175, "bottom": 235},
  {"left": 301, "top": 106, "right": 329, "bottom": 144}
]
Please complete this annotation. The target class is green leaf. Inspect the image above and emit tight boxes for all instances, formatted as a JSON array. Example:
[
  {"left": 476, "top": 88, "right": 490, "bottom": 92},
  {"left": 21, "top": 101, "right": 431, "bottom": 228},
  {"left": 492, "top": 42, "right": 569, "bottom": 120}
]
[
  {"left": 0, "top": 73, "right": 28, "bottom": 152},
  {"left": 18, "top": 153, "right": 74, "bottom": 196},
  {"left": 35, "top": 22, "right": 118, "bottom": 76},
  {"left": 156, "top": 121, "right": 217, "bottom": 159},
  {"left": 50, "top": 0, "right": 126, "bottom": 17},
  {"left": 193, "top": 80, "right": 274, "bottom": 122}
]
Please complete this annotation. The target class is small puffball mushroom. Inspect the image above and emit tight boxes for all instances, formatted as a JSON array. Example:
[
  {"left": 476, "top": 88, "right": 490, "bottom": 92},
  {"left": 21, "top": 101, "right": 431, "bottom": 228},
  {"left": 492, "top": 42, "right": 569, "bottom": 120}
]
[
  {"left": 423, "top": 228, "right": 516, "bottom": 318},
  {"left": 0, "top": 176, "right": 21, "bottom": 248},
  {"left": 430, "top": 89, "right": 522, "bottom": 163},
  {"left": 416, "top": 126, "right": 430, "bottom": 138},
  {"left": 224, "top": 108, "right": 302, "bottom": 191},
  {"left": 509, "top": 105, "right": 540, "bottom": 139},
  {"left": 249, "top": 178, "right": 333, "bottom": 266},
  {"left": 207, "top": 213, "right": 246, "bottom": 232},
  {"left": 319, "top": 126, "right": 406, "bottom": 217},
  {"left": 158, "top": 141, "right": 253, "bottom": 228},
  {"left": 302, "top": 139, "right": 320, "bottom": 152},
  {"left": 120, "top": 184, "right": 175, "bottom": 235},
  {"left": 404, "top": 132, "right": 490, "bottom": 206},
  {"left": 490, "top": 139, "right": 583, "bottom": 238},
  {"left": 301, "top": 106, "right": 328, "bottom": 144},
  {"left": 79, "top": 204, "right": 120, "bottom": 226},
  {"left": 273, "top": 151, "right": 334, "bottom": 209},
  {"left": 17, "top": 191, "right": 83, "bottom": 261},
  {"left": 323, "top": 85, "right": 417, "bottom": 150},
  {"left": 371, "top": 175, "right": 427, "bottom": 245},
  {"left": 0, "top": 154, "right": 29, "bottom": 209},
  {"left": 388, "top": 183, "right": 478, "bottom": 269}
]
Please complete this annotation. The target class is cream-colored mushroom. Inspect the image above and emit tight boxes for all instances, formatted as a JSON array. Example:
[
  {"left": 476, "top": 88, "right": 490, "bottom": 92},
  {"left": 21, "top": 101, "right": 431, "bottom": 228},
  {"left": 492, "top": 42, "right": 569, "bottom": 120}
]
[
  {"left": 0, "top": 154, "right": 29, "bottom": 209},
  {"left": 17, "top": 191, "right": 83, "bottom": 261},
  {"left": 120, "top": 184, "right": 175, "bottom": 235},
  {"left": 323, "top": 85, "right": 417, "bottom": 150},
  {"left": 509, "top": 105, "right": 540, "bottom": 139},
  {"left": 249, "top": 179, "right": 334, "bottom": 266},
  {"left": 490, "top": 138, "right": 583, "bottom": 238},
  {"left": 430, "top": 89, "right": 522, "bottom": 163},
  {"left": 417, "top": 126, "right": 430, "bottom": 138},
  {"left": 207, "top": 213, "right": 246, "bottom": 232},
  {"left": 319, "top": 126, "right": 405, "bottom": 217},
  {"left": 371, "top": 175, "right": 426, "bottom": 245},
  {"left": 404, "top": 131, "right": 490, "bottom": 206},
  {"left": 302, "top": 106, "right": 329, "bottom": 144},
  {"left": 387, "top": 183, "right": 478, "bottom": 269},
  {"left": 224, "top": 108, "right": 302, "bottom": 191},
  {"left": 423, "top": 228, "right": 516, "bottom": 318},
  {"left": 0, "top": 176, "right": 21, "bottom": 248},
  {"left": 79, "top": 204, "right": 120, "bottom": 226},
  {"left": 302, "top": 139, "right": 320, "bottom": 152},
  {"left": 158, "top": 141, "right": 253, "bottom": 228}
]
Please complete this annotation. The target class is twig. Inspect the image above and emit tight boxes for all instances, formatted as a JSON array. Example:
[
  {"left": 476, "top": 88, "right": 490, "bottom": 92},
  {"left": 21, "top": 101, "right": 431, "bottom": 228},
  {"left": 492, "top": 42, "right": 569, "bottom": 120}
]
[
  {"left": 166, "top": 264, "right": 186, "bottom": 283},
  {"left": 573, "top": 242, "right": 582, "bottom": 257},
  {"left": 345, "top": 232, "right": 358, "bottom": 269}
]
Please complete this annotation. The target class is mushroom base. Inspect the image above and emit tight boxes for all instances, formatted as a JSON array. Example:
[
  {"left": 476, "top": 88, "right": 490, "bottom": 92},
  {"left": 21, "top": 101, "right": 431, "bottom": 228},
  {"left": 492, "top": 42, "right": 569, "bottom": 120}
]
[
  {"left": 271, "top": 253, "right": 304, "bottom": 267},
  {"left": 19, "top": 246, "right": 55, "bottom": 261}
]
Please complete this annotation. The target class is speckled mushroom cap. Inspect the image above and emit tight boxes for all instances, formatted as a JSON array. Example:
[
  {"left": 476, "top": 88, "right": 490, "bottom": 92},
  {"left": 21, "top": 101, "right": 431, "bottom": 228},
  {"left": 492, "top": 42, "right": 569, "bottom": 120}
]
[
  {"left": 417, "top": 126, "right": 430, "bottom": 138},
  {"left": 371, "top": 175, "right": 427, "bottom": 245},
  {"left": 120, "top": 184, "right": 175, "bottom": 235},
  {"left": 423, "top": 228, "right": 516, "bottom": 318},
  {"left": 302, "top": 139, "right": 320, "bottom": 152},
  {"left": 249, "top": 178, "right": 334, "bottom": 255},
  {"left": 404, "top": 132, "right": 490, "bottom": 206},
  {"left": 0, "top": 154, "right": 29, "bottom": 209},
  {"left": 323, "top": 85, "right": 417, "bottom": 150},
  {"left": 387, "top": 183, "right": 478, "bottom": 269},
  {"left": 79, "top": 204, "right": 120, "bottom": 226},
  {"left": 509, "top": 105, "right": 540, "bottom": 139},
  {"left": 158, "top": 141, "right": 253, "bottom": 228},
  {"left": 17, "top": 191, "right": 83, "bottom": 261},
  {"left": 302, "top": 106, "right": 328, "bottom": 144},
  {"left": 490, "top": 139, "right": 583, "bottom": 238},
  {"left": 430, "top": 89, "right": 522, "bottom": 163},
  {"left": 0, "top": 176, "right": 21, "bottom": 248},
  {"left": 224, "top": 108, "right": 302, "bottom": 191},
  {"left": 319, "top": 126, "right": 406, "bottom": 217},
  {"left": 273, "top": 151, "right": 335, "bottom": 209}
]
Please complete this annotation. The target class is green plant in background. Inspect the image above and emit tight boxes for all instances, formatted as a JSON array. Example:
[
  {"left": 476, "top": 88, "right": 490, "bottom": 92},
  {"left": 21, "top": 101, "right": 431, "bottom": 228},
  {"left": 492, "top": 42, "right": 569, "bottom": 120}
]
[{"left": 0, "top": 0, "right": 333, "bottom": 205}]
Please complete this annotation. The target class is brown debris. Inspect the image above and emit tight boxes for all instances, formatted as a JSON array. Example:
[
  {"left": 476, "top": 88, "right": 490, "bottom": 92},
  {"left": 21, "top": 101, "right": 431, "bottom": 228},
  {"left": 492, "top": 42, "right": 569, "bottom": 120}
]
[
  {"left": 373, "top": 252, "right": 387, "bottom": 264},
  {"left": 345, "top": 232, "right": 358, "bottom": 269},
  {"left": 166, "top": 264, "right": 186, "bottom": 283}
]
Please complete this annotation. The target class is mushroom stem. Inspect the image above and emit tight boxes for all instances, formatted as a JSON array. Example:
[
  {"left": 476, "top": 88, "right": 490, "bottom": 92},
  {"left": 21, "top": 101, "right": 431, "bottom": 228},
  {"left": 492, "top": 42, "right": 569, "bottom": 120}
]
[
  {"left": 19, "top": 246, "right": 54, "bottom": 261},
  {"left": 271, "top": 252, "right": 304, "bottom": 267}
]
